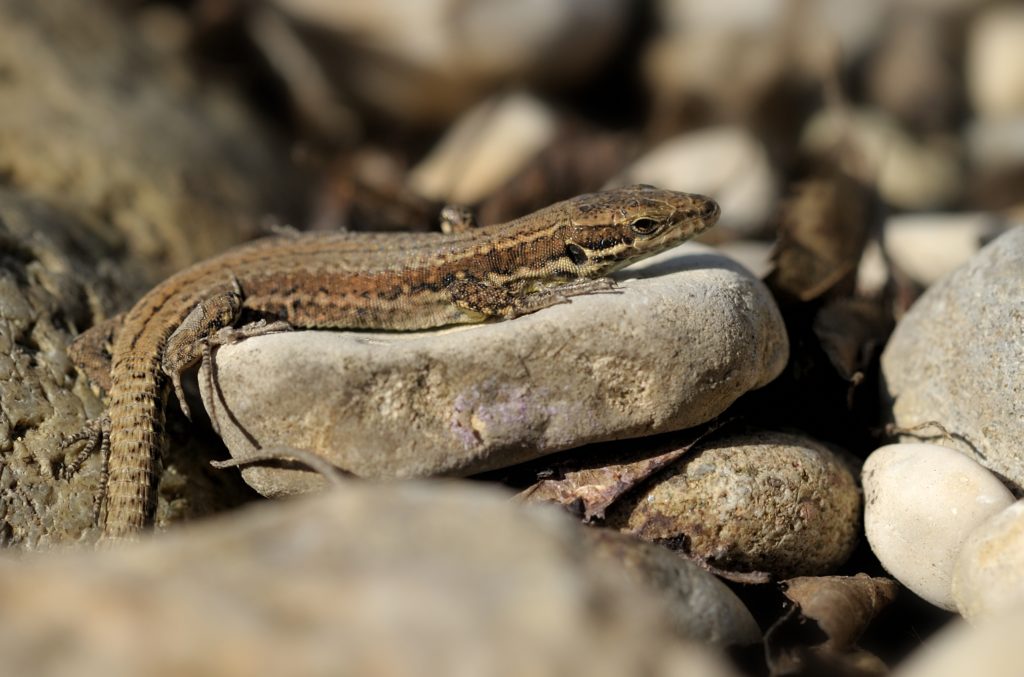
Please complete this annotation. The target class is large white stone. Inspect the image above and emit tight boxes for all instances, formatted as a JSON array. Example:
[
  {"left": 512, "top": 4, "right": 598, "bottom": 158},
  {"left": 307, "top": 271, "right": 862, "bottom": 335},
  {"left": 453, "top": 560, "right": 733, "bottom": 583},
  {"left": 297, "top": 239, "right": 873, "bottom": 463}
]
[
  {"left": 200, "top": 245, "right": 788, "bottom": 496},
  {"left": 862, "top": 443, "right": 1014, "bottom": 610}
]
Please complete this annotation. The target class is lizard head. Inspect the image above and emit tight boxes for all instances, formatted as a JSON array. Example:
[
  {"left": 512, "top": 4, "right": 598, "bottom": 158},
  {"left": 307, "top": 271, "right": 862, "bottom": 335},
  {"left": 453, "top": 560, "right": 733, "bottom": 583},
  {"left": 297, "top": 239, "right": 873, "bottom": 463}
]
[{"left": 563, "top": 184, "right": 720, "bottom": 275}]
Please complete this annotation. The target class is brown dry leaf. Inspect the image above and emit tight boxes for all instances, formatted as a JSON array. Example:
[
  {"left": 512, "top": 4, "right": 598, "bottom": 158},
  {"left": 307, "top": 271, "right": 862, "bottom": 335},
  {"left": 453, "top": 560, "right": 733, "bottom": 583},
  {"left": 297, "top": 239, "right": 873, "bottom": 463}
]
[
  {"left": 767, "top": 171, "right": 875, "bottom": 302},
  {"left": 813, "top": 297, "right": 893, "bottom": 383},
  {"left": 764, "top": 575, "right": 897, "bottom": 676},
  {"left": 782, "top": 575, "right": 899, "bottom": 650},
  {"left": 514, "top": 427, "right": 716, "bottom": 521}
]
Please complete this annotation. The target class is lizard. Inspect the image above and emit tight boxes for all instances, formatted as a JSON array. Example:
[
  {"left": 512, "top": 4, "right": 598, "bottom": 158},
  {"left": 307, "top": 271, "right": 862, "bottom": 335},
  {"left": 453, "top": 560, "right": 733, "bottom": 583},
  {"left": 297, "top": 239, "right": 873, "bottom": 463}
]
[{"left": 67, "top": 185, "right": 720, "bottom": 540}]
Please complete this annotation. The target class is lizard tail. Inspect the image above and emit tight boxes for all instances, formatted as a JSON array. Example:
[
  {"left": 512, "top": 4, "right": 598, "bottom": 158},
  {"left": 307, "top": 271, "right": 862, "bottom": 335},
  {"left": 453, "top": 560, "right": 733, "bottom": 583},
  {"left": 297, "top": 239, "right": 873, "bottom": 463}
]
[{"left": 101, "top": 354, "right": 166, "bottom": 541}]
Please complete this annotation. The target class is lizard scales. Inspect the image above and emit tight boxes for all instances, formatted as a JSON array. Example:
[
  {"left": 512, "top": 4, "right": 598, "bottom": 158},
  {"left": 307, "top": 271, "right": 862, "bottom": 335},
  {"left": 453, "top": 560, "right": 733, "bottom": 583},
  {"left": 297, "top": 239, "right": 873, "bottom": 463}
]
[{"left": 96, "top": 185, "right": 719, "bottom": 539}]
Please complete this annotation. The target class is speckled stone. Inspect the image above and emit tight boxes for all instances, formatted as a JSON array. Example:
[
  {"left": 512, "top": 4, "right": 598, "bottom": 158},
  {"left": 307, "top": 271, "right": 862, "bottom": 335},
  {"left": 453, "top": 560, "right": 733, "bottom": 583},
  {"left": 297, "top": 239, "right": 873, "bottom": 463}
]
[
  {"left": 201, "top": 245, "right": 789, "bottom": 496},
  {"left": 881, "top": 226, "right": 1024, "bottom": 490},
  {"left": 604, "top": 431, "right": 861, "bottom": 579}
]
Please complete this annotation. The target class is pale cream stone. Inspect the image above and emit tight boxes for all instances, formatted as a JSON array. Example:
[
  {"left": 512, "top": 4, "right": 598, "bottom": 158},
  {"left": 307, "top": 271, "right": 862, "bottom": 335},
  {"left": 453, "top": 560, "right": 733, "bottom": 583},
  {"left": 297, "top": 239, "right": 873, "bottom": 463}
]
[{"left": 862, "top": 443, "right": 1014, "bottom": 610}]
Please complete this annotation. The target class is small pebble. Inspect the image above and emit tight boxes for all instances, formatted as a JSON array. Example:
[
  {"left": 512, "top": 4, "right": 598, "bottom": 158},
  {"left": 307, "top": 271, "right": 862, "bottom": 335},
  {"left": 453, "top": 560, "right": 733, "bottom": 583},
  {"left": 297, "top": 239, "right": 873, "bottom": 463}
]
[
  {"left": 862, "top": 443, "right": 1015, "bottom": 610},
  {"left": 952, "top": 500, "right": 1024, "bottom": 620},
  {"left": 802, "top": 108, "right": 963, "bottom": 209}
]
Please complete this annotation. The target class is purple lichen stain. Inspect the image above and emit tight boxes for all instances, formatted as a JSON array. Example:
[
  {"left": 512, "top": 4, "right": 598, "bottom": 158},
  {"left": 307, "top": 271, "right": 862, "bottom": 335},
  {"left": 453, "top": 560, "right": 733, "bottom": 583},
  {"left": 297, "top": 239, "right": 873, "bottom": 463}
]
[{"left": 448, "top": 379, "right": 552, "bottom": 450}]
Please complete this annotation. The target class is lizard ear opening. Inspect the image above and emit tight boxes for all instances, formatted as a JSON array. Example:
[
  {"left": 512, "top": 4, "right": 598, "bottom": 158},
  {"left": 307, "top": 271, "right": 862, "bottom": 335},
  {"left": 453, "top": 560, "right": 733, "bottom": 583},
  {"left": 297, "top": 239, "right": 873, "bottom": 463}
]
[{"left": 565, "top": 243, "right": 589, "bottom": 265}]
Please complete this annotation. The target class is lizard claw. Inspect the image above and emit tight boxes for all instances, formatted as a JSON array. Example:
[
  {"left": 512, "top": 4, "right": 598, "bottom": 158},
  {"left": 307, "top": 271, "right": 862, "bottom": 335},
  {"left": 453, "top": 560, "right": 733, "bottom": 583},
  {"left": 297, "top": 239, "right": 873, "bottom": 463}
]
[{"left": 171, "top": 372, "right": 192, "bottom": 420}]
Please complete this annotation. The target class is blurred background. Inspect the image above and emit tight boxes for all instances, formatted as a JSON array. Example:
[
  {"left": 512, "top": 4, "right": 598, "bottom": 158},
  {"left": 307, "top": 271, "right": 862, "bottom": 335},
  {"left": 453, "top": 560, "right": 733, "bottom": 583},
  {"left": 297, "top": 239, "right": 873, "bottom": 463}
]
[{"left": 115, "top": 0, "right": 1023, "bottom": 238}]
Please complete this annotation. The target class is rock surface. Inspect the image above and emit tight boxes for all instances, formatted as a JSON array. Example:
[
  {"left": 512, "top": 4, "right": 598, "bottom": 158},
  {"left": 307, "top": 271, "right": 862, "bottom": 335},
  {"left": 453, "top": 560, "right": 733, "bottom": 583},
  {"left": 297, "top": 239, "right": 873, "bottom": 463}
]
[
  {"left": 0, "top": 0, "right": 301, "bottom": 547},
  {"left": 0, "top": 481, "right": 740, "bottom": 677},
  {"left": 881, "top": 227, "right": 1024, "bottom": 489},
  {"left": 202, "top": 245, "right": 789, "bottom": 495},
  {"left": 0, "top": 190, "right": 260, "bottom": 547},
  {"left": 0, "top": 0, "right": 299, "bottom": 273},
  {"left": 604, "top": 431, "right": 861, "bottom": 579},
  {"left": 953, "top": 500, "right": 1024, "bottom": 620},
  {"left": 862, "top": 443, "right": 1015, "bottom": 611}
]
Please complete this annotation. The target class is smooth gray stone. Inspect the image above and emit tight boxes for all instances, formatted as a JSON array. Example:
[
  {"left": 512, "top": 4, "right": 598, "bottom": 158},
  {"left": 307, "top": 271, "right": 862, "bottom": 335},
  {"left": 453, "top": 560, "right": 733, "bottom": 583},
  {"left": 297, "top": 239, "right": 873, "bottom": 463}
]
[{"left": 200, "top": 244, "right": 788, "bottom": 495}]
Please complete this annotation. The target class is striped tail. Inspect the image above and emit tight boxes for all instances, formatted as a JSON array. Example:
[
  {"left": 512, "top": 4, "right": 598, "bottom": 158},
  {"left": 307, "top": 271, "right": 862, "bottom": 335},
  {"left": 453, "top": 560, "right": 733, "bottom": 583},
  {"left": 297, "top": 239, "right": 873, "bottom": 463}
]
[{"left": 101, "top": 354, "right": 166, "bottom": 540}]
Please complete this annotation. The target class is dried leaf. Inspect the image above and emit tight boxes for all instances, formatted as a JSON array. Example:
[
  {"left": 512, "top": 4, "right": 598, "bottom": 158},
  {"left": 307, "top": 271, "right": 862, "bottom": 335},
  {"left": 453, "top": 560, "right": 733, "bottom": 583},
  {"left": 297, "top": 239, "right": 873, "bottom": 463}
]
[
  {"left": 764, "top": 575, "right": 897, "bottom": 676},
  {"left": 782, "top": 575, "right": 899, "bottom": 650},
  {"left": 813, "top": 298, "right": 893, "bottom": 382},
  {"left": 767, "top": 172, "right": 875, "bottom": 302}
]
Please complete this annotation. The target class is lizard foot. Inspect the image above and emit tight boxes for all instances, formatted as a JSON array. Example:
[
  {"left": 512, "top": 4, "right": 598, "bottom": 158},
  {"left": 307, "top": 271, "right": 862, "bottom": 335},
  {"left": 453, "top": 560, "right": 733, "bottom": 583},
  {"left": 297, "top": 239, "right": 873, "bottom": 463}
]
[
  {"left": 198, "top": 320, "right": 293, "bottom": 434},
  {"left": 59, "top": 415, "right": 111, "bottom": 480}
]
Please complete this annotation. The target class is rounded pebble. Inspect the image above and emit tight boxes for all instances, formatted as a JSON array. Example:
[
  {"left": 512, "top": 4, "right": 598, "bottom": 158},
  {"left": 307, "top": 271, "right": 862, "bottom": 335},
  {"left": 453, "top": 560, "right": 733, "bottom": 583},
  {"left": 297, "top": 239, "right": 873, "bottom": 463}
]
[
  {"left": 604, "top": 431, "right": 861, "bottom": 579},
  {"left": 952, "top": 500, "right": 1024, "bottom": 620},
  {"left": 862, "top": 443, "right": 1015, "bottom": 610},
  {"left": 0, "top": 482, "right": 742, "bottom": 677}
]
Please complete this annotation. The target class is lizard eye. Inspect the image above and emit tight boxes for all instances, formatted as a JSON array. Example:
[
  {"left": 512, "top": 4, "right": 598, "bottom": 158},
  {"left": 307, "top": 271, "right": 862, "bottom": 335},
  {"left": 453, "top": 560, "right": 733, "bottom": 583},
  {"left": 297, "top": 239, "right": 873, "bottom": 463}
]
[{"left": 630, "top": 218, "right": 660, "bottom": 235}]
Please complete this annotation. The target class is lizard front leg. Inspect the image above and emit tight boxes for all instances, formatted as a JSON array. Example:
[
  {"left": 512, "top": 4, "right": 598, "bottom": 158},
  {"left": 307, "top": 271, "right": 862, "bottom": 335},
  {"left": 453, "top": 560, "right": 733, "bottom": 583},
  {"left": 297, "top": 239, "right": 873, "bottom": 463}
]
[
  {"left": 447, "top": 277, "right": 618, "bottom": 319},
  {"left": 162, "top": 290, "right": 243, "bottom": 419}
]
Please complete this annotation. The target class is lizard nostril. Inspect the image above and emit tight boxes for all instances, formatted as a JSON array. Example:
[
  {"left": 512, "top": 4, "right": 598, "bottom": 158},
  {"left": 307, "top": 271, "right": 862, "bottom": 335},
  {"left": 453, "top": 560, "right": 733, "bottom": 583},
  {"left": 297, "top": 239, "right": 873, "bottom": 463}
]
[{"left": 702, "top": 200, "right": 720, "bottom": 219}]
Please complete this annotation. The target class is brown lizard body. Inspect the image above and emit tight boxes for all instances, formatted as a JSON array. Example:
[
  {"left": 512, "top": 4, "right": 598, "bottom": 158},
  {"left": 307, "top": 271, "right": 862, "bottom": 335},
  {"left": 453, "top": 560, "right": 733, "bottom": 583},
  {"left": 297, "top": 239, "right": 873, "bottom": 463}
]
[{"left": 85, "top": 185, "right": 719, "bottom": 539}]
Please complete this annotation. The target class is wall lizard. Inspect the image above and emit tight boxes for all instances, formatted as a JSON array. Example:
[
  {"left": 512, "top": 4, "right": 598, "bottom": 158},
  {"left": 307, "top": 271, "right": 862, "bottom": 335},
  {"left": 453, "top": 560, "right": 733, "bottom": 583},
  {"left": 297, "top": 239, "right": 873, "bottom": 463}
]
[{"left": 70, "top": 185, "right": 719, "bottom": 540}]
